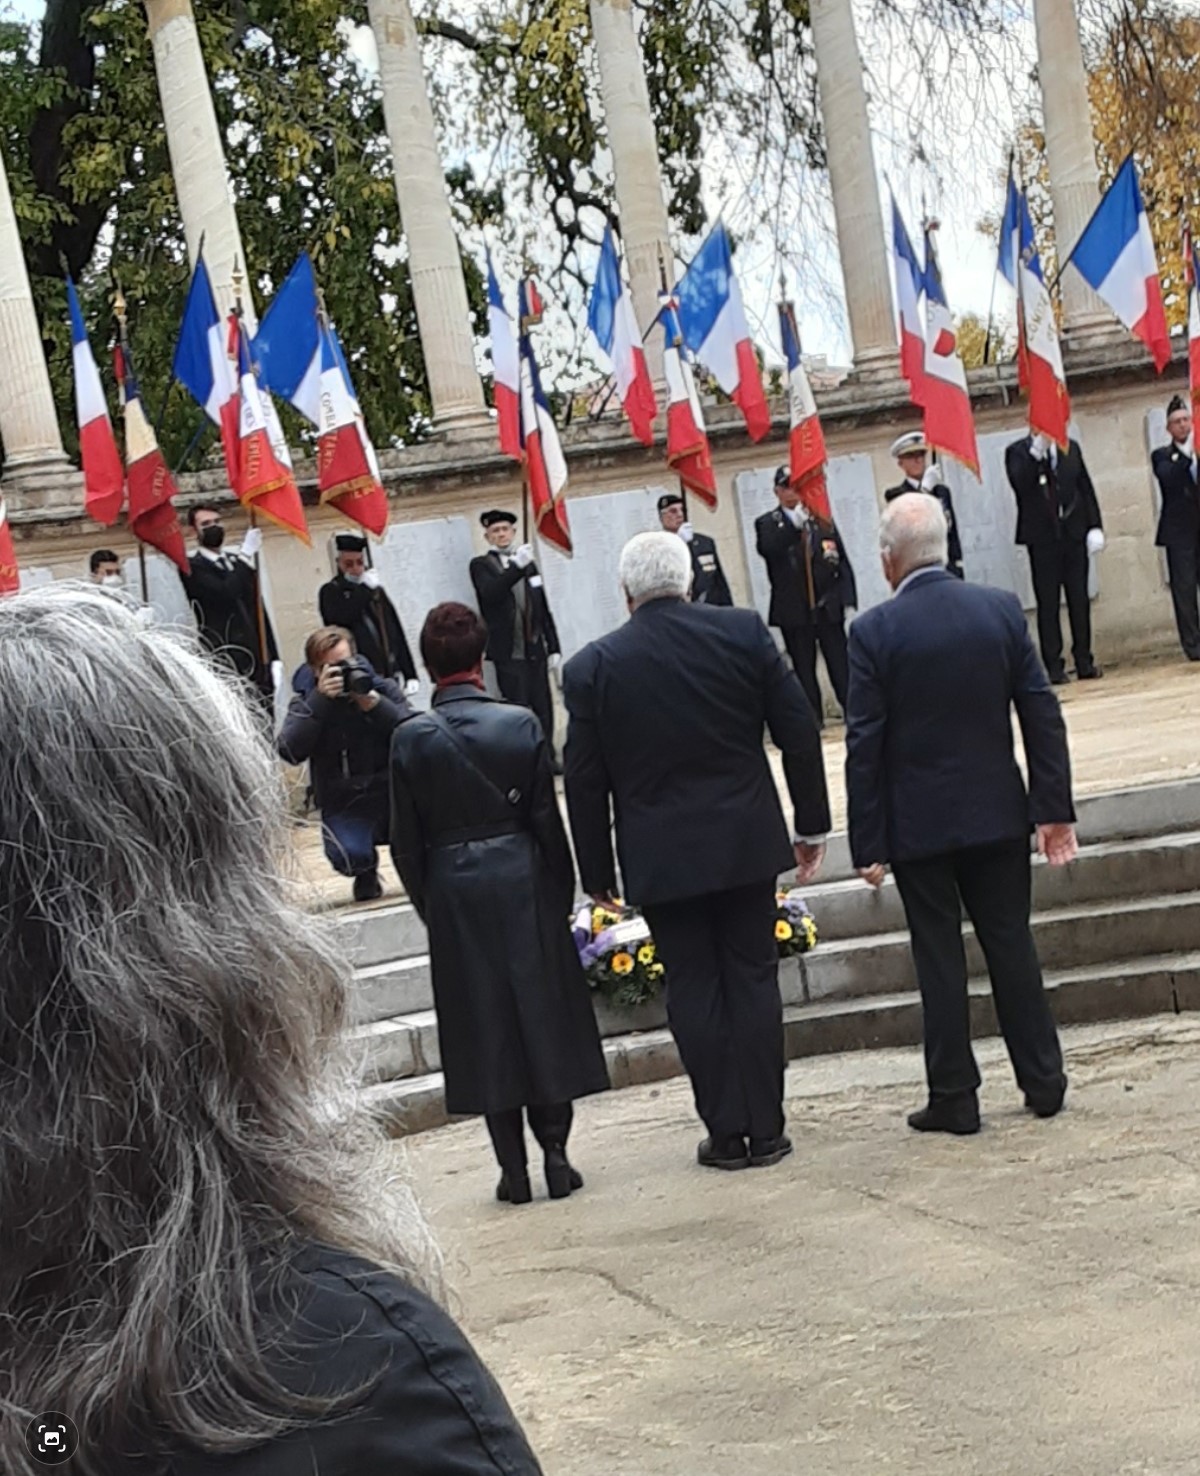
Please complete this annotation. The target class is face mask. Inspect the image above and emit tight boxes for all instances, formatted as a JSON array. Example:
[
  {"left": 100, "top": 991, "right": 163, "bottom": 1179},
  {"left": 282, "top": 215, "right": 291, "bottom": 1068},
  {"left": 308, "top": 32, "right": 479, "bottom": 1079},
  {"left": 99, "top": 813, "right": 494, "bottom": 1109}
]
[
  {"left": 199, "top": 525, "right": 225, "bottom": 550},
  {"left": 343, "top": 572, "right": 363, "bottom": 585},
  {"left": 101, "top": 573, "right": 124, "bottom": 589}
]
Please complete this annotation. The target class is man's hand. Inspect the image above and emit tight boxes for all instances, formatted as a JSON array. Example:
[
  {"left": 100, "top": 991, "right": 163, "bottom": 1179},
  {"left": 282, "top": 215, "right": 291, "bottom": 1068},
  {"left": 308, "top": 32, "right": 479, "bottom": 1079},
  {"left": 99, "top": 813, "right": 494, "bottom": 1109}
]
[
  {"left": 270, "top": 659, "right": 284, "bottom": 694},
  {"left": 352, "top": 691, "right": 381, "bottom": 712},
  {"left": 920, "top": 464, "right": 942, "bottom": 491},
  {"left": 794, "top": 840, "right": 826, "bottom": 883},
  {"left": 362, "top": 568, "right": 382, "bottom": 590},
  {"left": 548, "top": 652, "right": 562, "bottom": 671},
  {"left": 858, "top": 863, "right": 886, "bottom": 889},
  {"left": 514, "top": 544, "right": 535, "bottom": 569},
  {"left": 316, "top": 664, "right": 345, "bottom": 700},
  {"left": 1037, "top": 822, "right": 1078, "bottom": 867},
  {"left": 240, "top": 526, "right": 264, "bottom": 559},
  {"left": 679, "top": 522, "right": 694, "bottom": 543},
  {"left": 404, "top": 678, "right": 421, "bottom": 696}
]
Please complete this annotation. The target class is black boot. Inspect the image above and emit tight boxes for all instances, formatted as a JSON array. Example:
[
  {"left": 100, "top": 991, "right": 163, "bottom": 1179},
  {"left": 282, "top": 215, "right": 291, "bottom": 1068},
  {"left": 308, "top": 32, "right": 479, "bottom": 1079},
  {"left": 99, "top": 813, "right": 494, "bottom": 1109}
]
[
  {"left": 527, "top": 1102, "right": 580, "bottom": 1198},
  {"left": 486, "top": 1110, "right": 531, "bottom": 1206},
  {"left": 907, "top": 1095, "right": 981, "bottom": 1136},
  {"left": 496, "top": 1170, "right": 533, "bottom": 1205},
  {"left": 352, "top": 869, "right": 383, "bottom": 902}
]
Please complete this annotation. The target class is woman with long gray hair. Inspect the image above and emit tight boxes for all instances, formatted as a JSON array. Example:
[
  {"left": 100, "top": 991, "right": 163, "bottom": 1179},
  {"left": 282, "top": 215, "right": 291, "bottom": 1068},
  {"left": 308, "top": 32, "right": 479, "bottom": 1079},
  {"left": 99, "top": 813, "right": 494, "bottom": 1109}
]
[{"left": 0, "top": 587, "right": 542, "bottom": 1475}]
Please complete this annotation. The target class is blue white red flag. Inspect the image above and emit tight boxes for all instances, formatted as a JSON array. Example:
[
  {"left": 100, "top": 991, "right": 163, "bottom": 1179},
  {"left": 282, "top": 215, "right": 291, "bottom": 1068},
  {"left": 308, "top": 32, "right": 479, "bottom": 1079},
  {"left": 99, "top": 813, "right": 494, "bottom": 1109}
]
[
  {"left": 518, "top": 279, "right": 571, "bottom": 554},
  {"left": 660, "top": 293, "right": 716, "bottom": 507},
  {"left": 0, "top": 501, "right": 19, "bottom": 595},
  {"left": 112, "top": 342, "right": 188, "bottom": 572},
  {"left": 172, "top": 258, "right": 235, "bottom": 426},
  {"left": 587, "top": 225, "right": 656, "bottom": 446},
  {"left": 1071, "top": 156, "right": 1170, "bottom": 372},
  {"left": 317, "top": 318, "right": 388, "bottom": 536},
  {"left": 890, "top": 195, "right": 926, "bottom": 407},
  {"left": 674, "top": 223, "right": 770, "bottom": 441},
  {"left": 224, "top": 313, "right": 310, "bottom": 544},
  {"left": 1017, "top": 191, "right": 1071, "bottom": 448},
  {"left": 252, "top": 252, "right": 323, "bottom": 425},
  {"left": 67, "top": 276, "right": 124, "bottom": 525},
  {"left": 777, "top": 299, "right": 831, "bottom": 523},
  {"left": 487, "top": 254, "right": 521, "bottom": 461},
  {"left": 920, "top": 226, "right": 980, "bottom": 475}
]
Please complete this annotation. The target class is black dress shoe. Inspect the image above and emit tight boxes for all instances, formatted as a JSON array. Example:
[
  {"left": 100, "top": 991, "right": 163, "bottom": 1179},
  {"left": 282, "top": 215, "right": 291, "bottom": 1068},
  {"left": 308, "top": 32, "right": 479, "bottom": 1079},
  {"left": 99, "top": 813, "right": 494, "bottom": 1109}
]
[
  {"left": 697, "top": 1135, "right": 750, "bottom": 1170},
  {"left": 1049, "top": 671, "right": 1070, "bottom": 687},
  {"left": 1024, "top": 1084, "right": 1067, "bottom": 1118},
  {"left": 352, "top": 869, "right": 383, "bottom": 903},
  {"left": 1076, "top": 664, "right": 1103, "bottom": 680},
  {"left": 496, "top": 1171, "right": 532, "bottom": 1205},
  {"left": 748, "top": 1134, "right": 794, "bottom": 1168},
  {"left": 907, "top": 1098, "right": 981, "bottom": 1135},
  {"left": 544, "top": 1147, "right": 581, "bottom": 1200}
]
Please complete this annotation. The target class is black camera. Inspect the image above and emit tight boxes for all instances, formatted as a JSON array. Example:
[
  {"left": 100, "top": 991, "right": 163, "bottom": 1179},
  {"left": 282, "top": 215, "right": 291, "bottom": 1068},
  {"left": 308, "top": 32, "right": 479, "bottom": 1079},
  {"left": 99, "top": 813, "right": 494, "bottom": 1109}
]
[{"left": 334, "top": 657, "right": 374, "bottom": 697}]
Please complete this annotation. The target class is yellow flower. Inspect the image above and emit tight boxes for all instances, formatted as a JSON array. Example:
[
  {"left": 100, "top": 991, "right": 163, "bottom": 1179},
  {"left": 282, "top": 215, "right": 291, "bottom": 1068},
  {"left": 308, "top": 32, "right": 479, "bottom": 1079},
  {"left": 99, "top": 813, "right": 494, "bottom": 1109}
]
[
  {"left": 803, "top": 917, "right": 818, "bottom": 946},
  {"left": 775, "top": 919, "right": 794, "bottom": 942},
  {"left": 637, "top": 944, "right": 656, "bottom": 966},
  {"left": 611, "top": 952, "right": 635, "bottom": 975},
  {"left": 649, "top": 963, "right": 665, "bottom": 979}
]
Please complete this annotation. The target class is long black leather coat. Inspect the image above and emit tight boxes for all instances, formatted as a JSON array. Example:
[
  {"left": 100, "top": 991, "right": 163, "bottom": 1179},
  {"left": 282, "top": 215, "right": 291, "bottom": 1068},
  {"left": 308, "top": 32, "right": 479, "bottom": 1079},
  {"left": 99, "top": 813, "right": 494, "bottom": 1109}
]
[{"left": 389, "top": 683, "right": 609, "bottom": 1116}]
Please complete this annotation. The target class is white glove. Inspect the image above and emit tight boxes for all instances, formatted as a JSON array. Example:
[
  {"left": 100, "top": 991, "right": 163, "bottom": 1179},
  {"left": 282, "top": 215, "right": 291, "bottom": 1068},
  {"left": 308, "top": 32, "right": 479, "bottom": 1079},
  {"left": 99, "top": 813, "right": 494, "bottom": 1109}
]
[
  {"left": 362, "top": 568, "right": 381, "bottom": 590},
  {"left": 920, "top": 465, "right": 942, "bottom": 491},
  {"left": 404, "top": 678, "right": 420, "bottom": 696},
  {"left": 240, "top": 526, "right": 264, "bottom": 559},
  {"left": 135, "top": 606, "right": 155, "bottom": 628},
  {"left": 786, "top": 505, "right": 807, "bottom": 529},
  {"left": 1086, "top": 528, "right": 1105, "bottom": 556},
  {"left": 1029, "top": 433, "right": 1050, "bottom": 462},
  {"left": 548, "top": 652, "right": 562, "bottom": 672},
  {"left": 270, "top": 659, "right": 283, "bottom": 693},
  {"left": 514, "top": 544, "right": 535, "bottom": 569},
  {"left": 679, "top": 522, "right": 694, "bottom": 543}
]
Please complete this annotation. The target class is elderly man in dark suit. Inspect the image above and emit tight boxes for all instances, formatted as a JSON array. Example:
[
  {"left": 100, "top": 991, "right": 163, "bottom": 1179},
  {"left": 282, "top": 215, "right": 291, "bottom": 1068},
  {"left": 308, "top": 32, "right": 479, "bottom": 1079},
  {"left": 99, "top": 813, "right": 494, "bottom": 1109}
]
[
  {"left": 846, "top": 493, "right": 1077, "bottom": 1136},
  {"left": 1150, "top": 393, "right": 1200, "bottom": 661},
  {"left": 1005, "top": 431, "right": 1104, "bottom": 684},
  {"left": 564, "top": 531, "right": 831, "bottom": 1172}
]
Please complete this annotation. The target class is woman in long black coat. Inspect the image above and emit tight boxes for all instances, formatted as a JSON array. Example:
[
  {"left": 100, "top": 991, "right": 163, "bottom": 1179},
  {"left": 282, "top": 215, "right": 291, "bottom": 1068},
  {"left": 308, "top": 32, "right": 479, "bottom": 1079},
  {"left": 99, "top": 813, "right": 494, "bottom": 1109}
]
[{"left": 390, "top": 602, "right": 609, "bottom": 1205}]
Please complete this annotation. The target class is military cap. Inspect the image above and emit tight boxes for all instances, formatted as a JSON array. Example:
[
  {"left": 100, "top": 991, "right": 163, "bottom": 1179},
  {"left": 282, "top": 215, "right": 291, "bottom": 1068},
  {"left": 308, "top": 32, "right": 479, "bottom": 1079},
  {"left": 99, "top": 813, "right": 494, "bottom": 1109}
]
[
  {"left": 890, "top": 431, "right": 930, "bottom": 459},
  {"left": 774, "top": 465, "right": 791, "bottom": 488},
  {"left": 480, "top": 509, "right": 519, "bottom": 528},
  {"left": 657, "top": 492, "right": 684, "bottom": 512},
  {"left": 1167, "top": 393, "right": 1188, "bottom": 418},
  {"left": 334, "top": 533, "right": 368, "bottom": 553}
]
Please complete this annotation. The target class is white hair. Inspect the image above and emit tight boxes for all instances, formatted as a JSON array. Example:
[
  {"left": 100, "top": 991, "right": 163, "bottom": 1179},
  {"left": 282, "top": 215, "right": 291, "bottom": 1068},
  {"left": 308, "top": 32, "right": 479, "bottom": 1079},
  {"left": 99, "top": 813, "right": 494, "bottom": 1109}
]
[
  {"left": 880, "top": 492, "right": 949, "bottom": 579},
  {"left": 619, "top": 530, "right": 693, "bottom": 607}
]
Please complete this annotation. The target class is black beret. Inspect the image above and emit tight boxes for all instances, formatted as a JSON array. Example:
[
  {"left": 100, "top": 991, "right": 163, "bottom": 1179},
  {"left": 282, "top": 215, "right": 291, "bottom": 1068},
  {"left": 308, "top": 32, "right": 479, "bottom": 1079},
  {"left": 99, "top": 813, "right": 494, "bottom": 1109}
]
[
  {"left": 334, "top": 533, "right": 367, "bottom": 553},
  {"left": 480, "top": 509, "right": 519, "bottom": 528},
  {"left": 1167, "top": 394, "right": 1188, "bottom": 417},
  {"left": 774, "top": 465, "right": 790, "bottom": 487},
  {"left": 657, "top": 492, "right": 684, "bottom": 512}
]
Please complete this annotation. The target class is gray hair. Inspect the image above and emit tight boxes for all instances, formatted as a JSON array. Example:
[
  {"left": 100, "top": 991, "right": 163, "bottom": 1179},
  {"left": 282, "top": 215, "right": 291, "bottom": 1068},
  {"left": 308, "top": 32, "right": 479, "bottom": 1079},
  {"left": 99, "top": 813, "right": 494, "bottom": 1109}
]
[
  {"left": 880, "top": 492, "right": 949, "bottom": 578},
  {"left": 619, "top": 530, "right": 692, "bottom": 607},
  {"left": 0, "top": 585, "right": 435, "bottom": 1475}
]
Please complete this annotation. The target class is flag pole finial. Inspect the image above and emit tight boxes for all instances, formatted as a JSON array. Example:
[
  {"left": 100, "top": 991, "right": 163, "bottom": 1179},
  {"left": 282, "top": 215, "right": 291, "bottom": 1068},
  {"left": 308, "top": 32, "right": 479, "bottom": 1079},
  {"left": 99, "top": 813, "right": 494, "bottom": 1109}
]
[{"left": 231, "top": 257, "right": 245, "bottom": 318}]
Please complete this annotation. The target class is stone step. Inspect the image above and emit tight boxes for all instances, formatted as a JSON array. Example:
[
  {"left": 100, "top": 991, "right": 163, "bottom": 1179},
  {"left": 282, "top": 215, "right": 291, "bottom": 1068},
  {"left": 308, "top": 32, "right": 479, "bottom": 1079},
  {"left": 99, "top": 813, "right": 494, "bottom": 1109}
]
[
  {"left": 350, "top": 955, "right": 432, "bottom": 1026},
  {"left": 361, "top": 949, "right": 1200, "bottom": 1137}
]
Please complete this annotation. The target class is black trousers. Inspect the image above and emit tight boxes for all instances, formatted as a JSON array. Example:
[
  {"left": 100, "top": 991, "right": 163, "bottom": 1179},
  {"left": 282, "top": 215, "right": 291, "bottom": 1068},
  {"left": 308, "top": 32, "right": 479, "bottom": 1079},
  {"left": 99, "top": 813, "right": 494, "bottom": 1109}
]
[
  {"left": 494, "top": 657, "right": 555, "bottom": 755},
  {"left": 892, "top": 839, "right": 1065, "bottom": 1102},
  {"left": 643, "top": 881, "right": 785, "bottom": 1141},
  {"left": 1027, "top": 540, "right": 1093, "bottom": 678},
  {"left": 485, "top": 1102, "right": 573, "bottom": 1174},
  {"left": 782, "top": 618, "right": 849, "bottom": 725},
  {"left": 1165, "top": 538, "right": 1200, "bottom": 659}
]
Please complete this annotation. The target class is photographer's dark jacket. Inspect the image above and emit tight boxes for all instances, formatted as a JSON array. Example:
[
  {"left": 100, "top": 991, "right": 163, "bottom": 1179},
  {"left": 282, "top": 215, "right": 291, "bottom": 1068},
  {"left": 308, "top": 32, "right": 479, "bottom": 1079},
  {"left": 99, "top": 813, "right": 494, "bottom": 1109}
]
[
  {"left": 318, "top": 576, "right": 417, "bottom": 684},
  {"left": 754, "top": 509, "right": 857, "bottom": 627},
  {"left": 278, "top": 664, "right": 411, "bottom": 813}
]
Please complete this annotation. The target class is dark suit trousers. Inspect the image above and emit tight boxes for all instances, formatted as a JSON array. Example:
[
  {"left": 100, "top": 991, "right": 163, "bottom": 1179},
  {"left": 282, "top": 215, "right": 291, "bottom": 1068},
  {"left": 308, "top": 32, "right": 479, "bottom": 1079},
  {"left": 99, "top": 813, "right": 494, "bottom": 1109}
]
[
  {"left": 892, "top": 840, "right": 1064, "bottom": 1101},
  {"left": 1165, "top": 538, "right": 1200, "bottom": 659},
  {"left": 782, "top": 620, "right": 849, "bottom": 724},
  {"left": 643, "top": 882, "right": 785, "bottom": 1141},
  {"left": 494, "top": 658, "right": 555, "bottom": 754},
  {"left": 1027, "top": 540, "right": 1092, "bottom": 677}
]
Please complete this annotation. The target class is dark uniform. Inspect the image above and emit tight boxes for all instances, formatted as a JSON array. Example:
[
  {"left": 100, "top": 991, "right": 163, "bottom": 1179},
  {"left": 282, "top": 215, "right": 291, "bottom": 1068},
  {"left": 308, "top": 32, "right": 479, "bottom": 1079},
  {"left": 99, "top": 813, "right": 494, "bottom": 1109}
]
[
  {"left": 182, "top": 548, "right": 278, "bottom": 710},
  {"left": 1150, "top": 397, "right": 1200, "bottom": 660},
  {"left": 883, "top": 479, "right": 964, "bottom": 578},
  {"left": 656, "top": 492, "right": 734, "bottom": 606},
  {"left": 1005, "top": 434, "right": 1103, "bottom": 682},
  {"left": 318, "top": 550, "right": 417, "bottom": 686},
  {"left": 469, "top": 511, "right": 561, "bottom": 757},
  {"left": 755, "top": 502, "right": 856, "bottom": 725}
]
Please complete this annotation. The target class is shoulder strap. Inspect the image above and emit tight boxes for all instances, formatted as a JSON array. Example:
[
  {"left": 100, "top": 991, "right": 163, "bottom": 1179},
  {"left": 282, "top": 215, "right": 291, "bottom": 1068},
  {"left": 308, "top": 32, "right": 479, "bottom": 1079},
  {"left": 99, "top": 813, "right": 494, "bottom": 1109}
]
[{"left": 426, "top": 710, "right": 523, "bottom": 809}]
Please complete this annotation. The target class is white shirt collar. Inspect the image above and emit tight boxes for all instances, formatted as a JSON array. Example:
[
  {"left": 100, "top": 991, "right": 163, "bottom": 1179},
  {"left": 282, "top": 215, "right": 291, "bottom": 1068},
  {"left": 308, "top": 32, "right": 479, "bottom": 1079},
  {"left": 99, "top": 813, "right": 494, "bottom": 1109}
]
[
  {"left": 197, "top": 546, "right": 223, "bottom": 563},
  {"left": 895, "top": 564, "right": 944, "bottom": 596}
]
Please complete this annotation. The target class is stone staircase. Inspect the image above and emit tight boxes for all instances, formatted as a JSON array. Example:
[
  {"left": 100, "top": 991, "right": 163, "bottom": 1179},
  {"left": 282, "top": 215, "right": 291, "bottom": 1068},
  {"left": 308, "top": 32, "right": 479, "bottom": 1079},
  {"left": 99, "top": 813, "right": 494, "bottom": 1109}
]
[{"left": 337, "top": 778, "right": 1200, "bottom": 1136}]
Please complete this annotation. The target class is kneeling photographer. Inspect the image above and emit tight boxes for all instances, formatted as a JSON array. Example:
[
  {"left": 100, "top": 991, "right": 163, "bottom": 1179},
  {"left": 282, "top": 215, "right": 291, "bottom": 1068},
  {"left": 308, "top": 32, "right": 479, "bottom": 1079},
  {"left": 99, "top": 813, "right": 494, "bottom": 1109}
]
[{"left": 278, "top": 625, "right": 413, "bottom": 902}]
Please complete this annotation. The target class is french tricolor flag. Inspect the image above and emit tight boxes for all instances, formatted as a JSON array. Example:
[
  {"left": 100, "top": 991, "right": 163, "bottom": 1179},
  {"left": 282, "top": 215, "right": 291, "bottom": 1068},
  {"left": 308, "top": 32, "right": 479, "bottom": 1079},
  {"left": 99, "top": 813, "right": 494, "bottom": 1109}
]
[
  {"left": 252, "top": 252, "right": 323, "bottom": 425},
  {"left": 996, "top": 167, "right": 1031, "bottom": 391},
  {"left": 778, "top": 298, "right": 831, "bottom": 523},
  {"left": 675, "top": 223, "right": 770, "bottom": 442},
  {"left": 891, "top": 196, "right": 927, "bottom": 406},
  {"left": 317, "top": 319, "right": 389, "bottom": 537},
  {"left": 487, "top": 253, "right": 521, "bottom": 461},
  {"left": 67, "top": 277, "right": 124, "bottom": 526},
  {"left": 587, "top": 225, "right": 656, "bottom": 446},
  {"left": 1185, "top": 231, "right": 1200, "bottom": 417},
  {"left": 1071, "top": 155, "right": 1170, "bottom": 373},
  {"left": 172, "top": 257, "right": 234, "bottom": 428},
  {"left": 518, "top": 279, "right": 571, "bottom": 554},
  {"left": 920, "top": 226, "right": 979, "bottom": 475},
  {"left": 1017, "top": 188, "right": 1072, "bottom": 449},
  {"left": 661, "top": 294, "right": 717, "bottom": 508},
  {"left": 113, "top": 343, "right": 189, "bottom": 573},
  {"left": 0, "top": 500, "right": 19, "bottom": 595},
  {"left": 225, "top": 314, "right": 310, "bottom": 545}
]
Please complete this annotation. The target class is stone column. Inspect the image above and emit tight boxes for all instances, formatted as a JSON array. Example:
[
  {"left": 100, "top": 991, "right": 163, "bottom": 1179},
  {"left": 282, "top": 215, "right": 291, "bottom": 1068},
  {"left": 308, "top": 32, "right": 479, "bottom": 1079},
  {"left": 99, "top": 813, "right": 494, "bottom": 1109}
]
[
  {"left": 1032, "top": 0, "right": 1110, "bottom": 339},
  {"left": 589, "top": 0, "right": 670, "bottom": 386},
  {"left": 0, "top": 143, "right": 68, "bottom": 482},
  {"left": 808, "top": 0, "right": 896, "bottom": 376},
  {"left": 144, "top": 0, "right": 256, "bottom": 329},
  {"left": 367, "top": 0, "right": 488, "bottom": 432}
]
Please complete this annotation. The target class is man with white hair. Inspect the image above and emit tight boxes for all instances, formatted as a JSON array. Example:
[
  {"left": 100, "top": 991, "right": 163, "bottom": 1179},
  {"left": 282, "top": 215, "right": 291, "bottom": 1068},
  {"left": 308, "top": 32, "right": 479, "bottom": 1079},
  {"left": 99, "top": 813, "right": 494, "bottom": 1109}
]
[
  {"left": 564, "top": 531, "right": 831, "bottom": 1172},
  {"left": 846, "top": 494, "right": 1077, "bottom": 1136}
]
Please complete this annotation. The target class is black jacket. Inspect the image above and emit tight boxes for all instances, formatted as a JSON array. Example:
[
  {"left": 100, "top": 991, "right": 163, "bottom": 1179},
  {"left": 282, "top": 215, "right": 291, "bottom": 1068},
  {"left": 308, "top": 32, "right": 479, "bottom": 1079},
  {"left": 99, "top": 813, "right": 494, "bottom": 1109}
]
[
  {"left": 883, "top": 481, "right": 964, "bottom": 574},
  {"left": 563, "top": 599, "right": 831, "bottom": 907},
  {"left": 278, "top": 664, "right": 411, "bottom": 813},
  {"left": 1004, "top": 437, "right": 1102, "bottom": 547},
  {"left": 164, "top": 1242, "right": 543, "bottom": 1475},
  {"left": 319, "top": 576, "right": 417, "bottom": 683},
  {"left": 181, "top": 551, "right": 278, "bottom": 692},
  {"left": 846, "top": 568, "right": 1074, "bottom": 869},
  {"left": 685, "top": 531, "right": 734, "bottom": 606},
  {"left": 754, "top": 509, "right": 857, "bottom": 627},
  {"left": 1151, "top": 441, "right": 1200, "bottom": 549},
  {"left": 469, "top": 550, "right": 560, "bottom": 664},
  {"left": 390, "top": 685, "right": 609, "bottom": 1116}
]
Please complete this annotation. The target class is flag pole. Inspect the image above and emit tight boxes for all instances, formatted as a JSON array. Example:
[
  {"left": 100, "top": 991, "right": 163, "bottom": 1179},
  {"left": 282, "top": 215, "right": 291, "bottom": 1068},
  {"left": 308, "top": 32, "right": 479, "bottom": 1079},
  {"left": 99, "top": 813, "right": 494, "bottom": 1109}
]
[
  {"left": 983, "top": 152, "right": 1015, "bottom": 369},
  {"left": 232, "top": 258, "right": 270, "bottom": 678},
  {"left": 659, "top": 246, "right": 690, "bottom": 518},
  {"left": 112, "top": 279, "right": 153, "bottom": 606}
]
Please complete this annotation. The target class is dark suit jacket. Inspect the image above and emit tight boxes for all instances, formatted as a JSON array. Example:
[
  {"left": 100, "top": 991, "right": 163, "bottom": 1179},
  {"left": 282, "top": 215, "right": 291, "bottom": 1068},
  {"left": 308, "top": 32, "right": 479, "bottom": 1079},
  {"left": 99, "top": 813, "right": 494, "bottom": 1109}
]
[
  {"left": 469, "top": 550, "right": 560, "bottom": 664},
  {"left": 181, "top": 551, "right": 278, "bottom": 691},
  {"left": 319, "top": 576, "right": 417, "bottom": 682},
  {"left": 1004, "top": 437, "right": 1102, "bottom": 547},
  {"left": 845, "top": 568, "right": 1074, "bottom": 868},
  {"left": 686, "top": 532, "right": 734, "bottom": 607},
  {"left": 883, "top": 481, "right": 964, "bottom": 573},
  {"left": 754, "top": 508, "right": 857, "bottom": 626},
  {"left": 1151, "top": 441, "right": 1200, "bottom": 549},
  {"left": 563, "top": 598, "right": 831, "bottom": 906}
]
